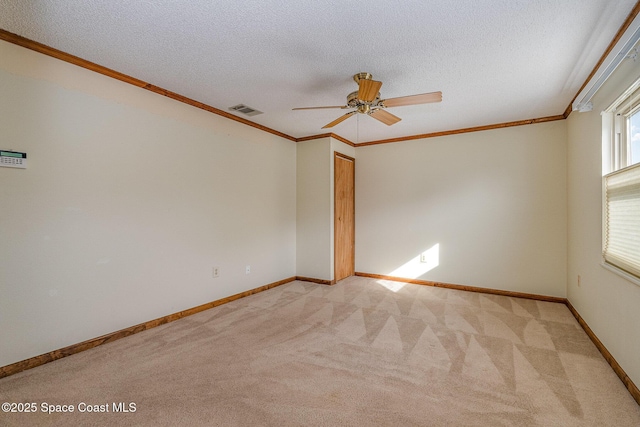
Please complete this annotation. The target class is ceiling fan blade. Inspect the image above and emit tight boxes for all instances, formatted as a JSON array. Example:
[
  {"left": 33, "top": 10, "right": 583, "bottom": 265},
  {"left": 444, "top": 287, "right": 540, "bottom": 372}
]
[
  {"left": 292, "top": 105, "right": 347, "bottom": 110},
  {"left": 358, "top": 79, "right": 383, "bottom": 102},
  {"left": 369, "top": 109, "right": 402, "bottom": 126},
  {"left": 381, "top": 91, "right": 442, "bottom": 108},
  {"left": 322, "top": 111, "right": 357, "bottom": 129}
]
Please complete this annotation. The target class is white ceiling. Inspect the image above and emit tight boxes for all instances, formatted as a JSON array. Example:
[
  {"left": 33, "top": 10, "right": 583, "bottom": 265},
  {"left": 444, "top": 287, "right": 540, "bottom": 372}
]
[{"left": 0, "top": 1, "right": 637, "bottom": 143}]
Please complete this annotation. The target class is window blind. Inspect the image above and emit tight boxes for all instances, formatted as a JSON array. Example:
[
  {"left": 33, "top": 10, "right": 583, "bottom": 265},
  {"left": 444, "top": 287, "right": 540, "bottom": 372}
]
[{"left": 604, "top": 162, "right": 640, "bottom": 278}]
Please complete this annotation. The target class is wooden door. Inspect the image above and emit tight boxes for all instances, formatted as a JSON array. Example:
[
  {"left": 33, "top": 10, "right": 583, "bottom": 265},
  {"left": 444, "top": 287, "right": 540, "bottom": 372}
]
[{"left": 335, "top": 152, "right": 355, "bottom": 282}]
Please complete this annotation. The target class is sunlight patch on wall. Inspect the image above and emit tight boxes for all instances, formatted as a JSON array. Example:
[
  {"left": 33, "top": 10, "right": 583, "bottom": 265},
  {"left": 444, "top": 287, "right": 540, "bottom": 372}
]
[{"left": 377, "top": 244, "right": 440, "bottom": 292}]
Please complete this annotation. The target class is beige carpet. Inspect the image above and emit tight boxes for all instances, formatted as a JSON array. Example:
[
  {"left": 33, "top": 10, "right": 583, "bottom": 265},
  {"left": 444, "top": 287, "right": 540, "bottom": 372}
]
[{"left": 1, "top": 276, "right": 639, "bottom": 426}]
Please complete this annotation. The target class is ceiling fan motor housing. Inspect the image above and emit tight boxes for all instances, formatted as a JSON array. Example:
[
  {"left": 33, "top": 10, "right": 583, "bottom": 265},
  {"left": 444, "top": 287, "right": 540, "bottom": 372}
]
[
  {"left": 347, "top": 91, "right": 381, "bottom": 112},
  {"left": 358, "top": 104, "right": 371, "bottom": 114}
]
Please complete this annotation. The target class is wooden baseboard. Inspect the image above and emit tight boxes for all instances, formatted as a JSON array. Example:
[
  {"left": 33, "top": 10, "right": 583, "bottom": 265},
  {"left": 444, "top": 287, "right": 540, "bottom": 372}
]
[
  {"left": 295, "top": 276, "right": 335, "bottom": 285},
  {"left": 0, "top": 276, "right": 296, "bottom": 380},
  {"left": 354, "top": 272, "right": 566, "bottom": 303},
  {"left": 566, "top": 301, "right": 640, "bottom": 405}
]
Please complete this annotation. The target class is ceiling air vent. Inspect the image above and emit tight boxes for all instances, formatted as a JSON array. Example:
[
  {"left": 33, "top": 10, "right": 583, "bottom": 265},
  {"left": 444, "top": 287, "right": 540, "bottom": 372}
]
[{"left": 228, "top": 104, "right": 263, "bottom": 117}]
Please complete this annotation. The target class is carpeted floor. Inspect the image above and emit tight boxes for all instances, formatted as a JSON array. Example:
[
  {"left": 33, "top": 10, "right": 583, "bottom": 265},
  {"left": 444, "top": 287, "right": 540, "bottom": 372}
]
[{"left": 1, "top": 276, "right": 639, "bottom": 426}]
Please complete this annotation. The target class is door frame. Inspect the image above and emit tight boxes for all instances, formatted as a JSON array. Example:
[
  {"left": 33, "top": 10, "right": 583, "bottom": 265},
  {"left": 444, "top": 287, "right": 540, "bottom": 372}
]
[{"left": 334, "top": 151, "right": 355, "bottom": 282}]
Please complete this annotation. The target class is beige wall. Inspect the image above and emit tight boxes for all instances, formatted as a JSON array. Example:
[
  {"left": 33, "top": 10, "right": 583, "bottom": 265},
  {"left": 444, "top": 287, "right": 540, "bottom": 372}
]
[
  {"left": 355, "top": 121, "right": 568, "bottom": 297},
  {"left": 295, "top": 137, "right": 354, "bottom": 281},
  {"left": 567, "top": 53, "right": 640, "bottom": 386},
  {"left": 0, "top": 40, "right": 297, "bottom": 367},
  {"left": 296, "top": 138, "right": 332, "bottom": 279}
]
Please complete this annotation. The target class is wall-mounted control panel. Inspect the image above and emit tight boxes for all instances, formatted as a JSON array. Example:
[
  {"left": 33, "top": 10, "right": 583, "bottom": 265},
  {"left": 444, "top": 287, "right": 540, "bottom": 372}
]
[{"left": 0, "top": 150, "right": 27, "bottom": 168}]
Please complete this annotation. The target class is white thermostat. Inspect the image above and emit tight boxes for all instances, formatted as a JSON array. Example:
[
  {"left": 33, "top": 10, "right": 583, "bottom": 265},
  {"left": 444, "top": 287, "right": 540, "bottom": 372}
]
[{"left": 0, "top": 150, "right": 27, "bottom": 169}]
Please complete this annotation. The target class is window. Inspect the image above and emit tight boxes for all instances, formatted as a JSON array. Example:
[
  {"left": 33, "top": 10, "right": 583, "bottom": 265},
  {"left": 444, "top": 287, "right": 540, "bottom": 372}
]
[
  {"left": 603, "top": 78, "right": 640, "bottom": 283},
  {"left": 629, "top": 109, "right": 640, "bottom": 165},
  {"left": 603, "top": 164, "right": 640, "bottom": 278}
]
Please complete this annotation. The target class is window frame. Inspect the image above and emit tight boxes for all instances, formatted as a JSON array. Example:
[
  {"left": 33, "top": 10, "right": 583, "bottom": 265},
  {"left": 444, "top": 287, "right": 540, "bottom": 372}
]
[{"left": 602, "top": 77, "right": 640, "bottom": 286}]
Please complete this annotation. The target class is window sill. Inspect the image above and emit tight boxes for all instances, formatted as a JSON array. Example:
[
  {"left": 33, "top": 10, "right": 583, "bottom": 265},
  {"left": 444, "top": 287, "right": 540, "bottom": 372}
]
[{"left": 601, "top": 261, "right": 640, "bottom": 287}]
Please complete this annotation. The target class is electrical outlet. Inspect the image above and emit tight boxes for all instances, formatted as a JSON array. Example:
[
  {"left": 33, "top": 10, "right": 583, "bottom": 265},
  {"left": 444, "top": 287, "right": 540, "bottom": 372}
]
[
  {"left": 420, "top": 253, "right": 427, "bottom": 263},
  {"left": 245, "top": 265, "right": 251, "bottom": 274},
  {"left": 213, "top": 267, "right": 219, "bottom": 278},
  {"left": 577, "top": 275, "right": 581, "bottom": 287}
]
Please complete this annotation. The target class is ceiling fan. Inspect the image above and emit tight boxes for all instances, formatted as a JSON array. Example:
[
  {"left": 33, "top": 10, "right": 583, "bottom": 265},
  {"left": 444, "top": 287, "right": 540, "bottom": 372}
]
[{"left": 293, "top": 72, "right": 442, "bottom": 129}]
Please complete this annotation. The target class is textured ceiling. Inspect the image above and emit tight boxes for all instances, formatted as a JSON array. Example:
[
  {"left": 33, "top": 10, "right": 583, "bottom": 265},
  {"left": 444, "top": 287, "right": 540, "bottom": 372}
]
[{"left": 0, "top": 1, "right": 637, "bottom": 143}]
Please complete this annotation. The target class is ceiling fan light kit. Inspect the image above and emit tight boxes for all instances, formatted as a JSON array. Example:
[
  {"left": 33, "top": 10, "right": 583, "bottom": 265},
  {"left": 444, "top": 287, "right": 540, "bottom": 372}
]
[{"left": 293, "top": 72, "right": 442, "bottom": 129}]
